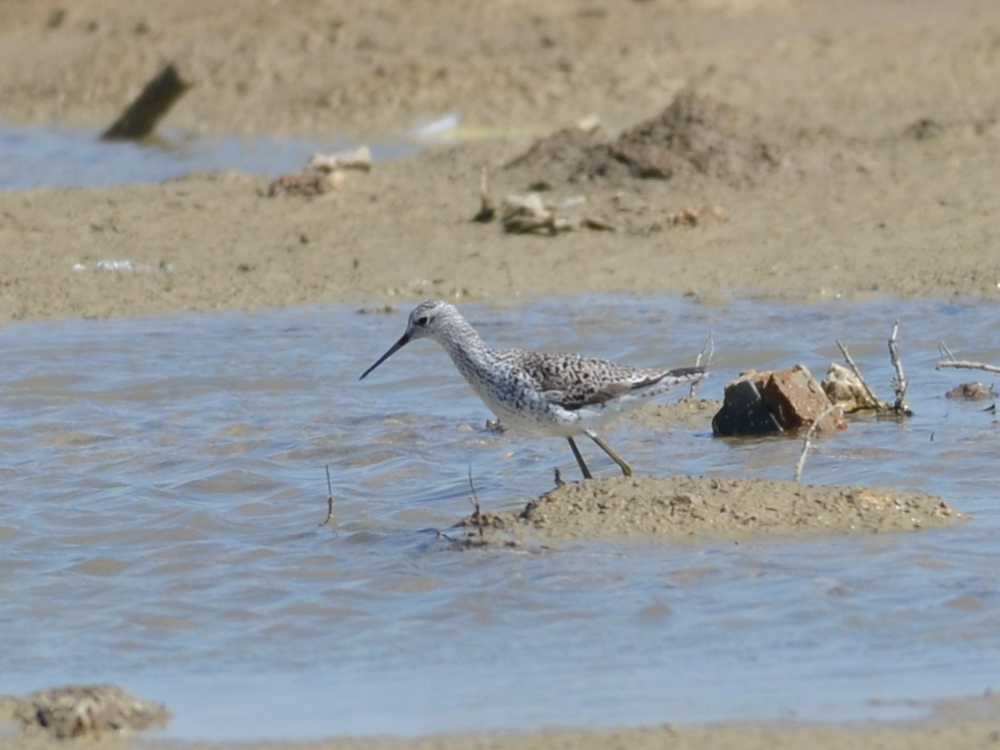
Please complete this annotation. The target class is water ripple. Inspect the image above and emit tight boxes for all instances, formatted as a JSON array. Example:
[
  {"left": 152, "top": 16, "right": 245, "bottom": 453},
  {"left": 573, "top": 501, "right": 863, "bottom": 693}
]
[{"left": 0, "top": 297, "right": 998, "bottom": 740}]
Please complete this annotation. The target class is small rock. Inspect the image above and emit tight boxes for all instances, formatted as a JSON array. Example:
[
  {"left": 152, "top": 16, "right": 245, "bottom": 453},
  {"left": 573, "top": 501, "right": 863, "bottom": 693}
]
[
  {"left": 664, "top": 204, "right": 724, "bottom": 227},
  {"left": 946, "top": 382, "right": 998, "bottom": 401},
  {"left": 711, "top": 377, "right": 783, "bottom": 436},
  {"left": 266, "top": 169, "right": 341, "bottom": 197},
  {"left": 576, "top": 114, "right": 602, "bottom": 133},
  {"left": 500, "top": 192, "right": 615, "bottom": 235},
  {"left": 903, "top": 118, "right": 943, "bottom": 140},
  {"left": 761, "top": 364, "right": 846, "bottom": 431},
  {"left": 501, "top": 192, "right": 568, "bottom": 234},
  {"left": 713, "top": 365, "right": 845, "bottom": 437},
  {"left": 308, "top": 145, "right": 372, "bottom": 172},
  {"left": 822, "top": 362, "right": 881, "bottom": 412}
]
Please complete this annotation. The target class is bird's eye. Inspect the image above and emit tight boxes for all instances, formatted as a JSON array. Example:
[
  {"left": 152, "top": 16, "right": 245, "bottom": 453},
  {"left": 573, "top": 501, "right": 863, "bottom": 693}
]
[{"left": 416, "top": 316, "right": 429, "bottom": 326}]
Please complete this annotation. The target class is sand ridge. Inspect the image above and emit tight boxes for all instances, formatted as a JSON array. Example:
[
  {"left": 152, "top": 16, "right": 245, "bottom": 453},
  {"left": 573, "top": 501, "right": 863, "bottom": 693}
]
[{"left": 459, "top": 475, "right": 962, "bottom": 545}]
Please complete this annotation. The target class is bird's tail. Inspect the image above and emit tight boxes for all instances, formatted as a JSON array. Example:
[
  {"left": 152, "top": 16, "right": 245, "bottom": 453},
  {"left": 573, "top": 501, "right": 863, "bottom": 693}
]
[{"left": 663, "top": 365, "right": 707, "bottom": 386}]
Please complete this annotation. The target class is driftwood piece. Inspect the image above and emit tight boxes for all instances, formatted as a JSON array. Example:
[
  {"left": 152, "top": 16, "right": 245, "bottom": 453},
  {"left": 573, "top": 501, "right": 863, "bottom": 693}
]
[
  {"left": 937, "top": 342, "right": 1000, "bottom": 374},
  {"left": 101, "top": 63, "right": 191, "bottom": 141}
]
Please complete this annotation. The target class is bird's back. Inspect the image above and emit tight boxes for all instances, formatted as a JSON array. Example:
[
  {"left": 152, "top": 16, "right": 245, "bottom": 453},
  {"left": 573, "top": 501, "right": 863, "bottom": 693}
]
[{"left": 504, "top": 349, "right": 704, "bottom": 411}]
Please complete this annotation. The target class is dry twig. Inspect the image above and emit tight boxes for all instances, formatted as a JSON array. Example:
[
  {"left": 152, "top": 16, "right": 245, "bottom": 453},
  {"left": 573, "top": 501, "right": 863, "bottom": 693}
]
[
  {"left": 936, "top": 342, "right": 1000, "bottom": 374},
  {"left": 645, "top": 50, "right": 672, "bottom": 92},
  {"left": 690, "top": 332, "right": 714, "bottom": 398},
  {"left": 794, "top": 404, "right": 842, "bottom": 482},
  {"left": 473, "top": 166, "right": 496, "bottom": 223},
  {"left": 468, "top": 468, "right": 484, "bottom": 539},
  {"left": 318, "top": 465, "right": 335, "bottom": 527},
  {"left": 836, "top": 339, "right": 884, "bottom": 412},
  {"left": 888, "top": 319, "right": 912, "bottom": 415}
]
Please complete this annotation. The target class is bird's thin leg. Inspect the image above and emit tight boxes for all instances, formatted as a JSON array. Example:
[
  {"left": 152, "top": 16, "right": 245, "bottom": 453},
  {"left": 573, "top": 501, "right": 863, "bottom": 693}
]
[
  {"left": 566, "top": 437, "right": 593, "bottom": 480},
  {"left": 585, "top": 430, "right": 633, "bottom": 477}
]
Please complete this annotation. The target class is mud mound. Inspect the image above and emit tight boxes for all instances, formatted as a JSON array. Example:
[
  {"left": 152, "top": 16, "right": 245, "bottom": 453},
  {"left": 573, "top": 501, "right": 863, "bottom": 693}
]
[
  {"left": 613, "top": 93, "right": 782, "bottom": 183},
  {"left": 459, "top": 476, "right": 961, "bottom": 544},
  {"left": 503, "top": 126, "right": 615, "bottom": 185},
  {"left": 506, "top": 93, "right": 785, "bottom": 186},
  {"left": 3, "top": 684, "right": 169, "bottom": 739}
]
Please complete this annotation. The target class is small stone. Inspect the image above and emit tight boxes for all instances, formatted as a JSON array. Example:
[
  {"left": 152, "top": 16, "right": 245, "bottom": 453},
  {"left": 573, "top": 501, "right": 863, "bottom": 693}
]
[
  {"left": 266, "top": 169, "right": 338, "bottom": 197},
  {"left": 761, "top": 364, "right": 846, "bottom": 432},
  {"left": 711, "top": 377, "right": 783, "bottom": 436},
  {"left": 822, "top": 362, "right": 881, "bottom": 412},
  {"left": 946, "top": 382, "right": 997, "bottom": 400},
  {"left": 307, "top": 145, "right": 372, "bottom": 172}
]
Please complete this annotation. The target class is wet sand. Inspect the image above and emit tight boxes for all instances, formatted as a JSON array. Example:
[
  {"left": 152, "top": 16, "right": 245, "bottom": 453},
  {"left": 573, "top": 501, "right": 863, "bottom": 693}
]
[
  {"left": 2, "top": 0, "right": 1000, "bottom": 321},
  {"left": 2, "top": 0, "right": 999, "bottom": 747},
  {"left": 460, "top": 476, "right": 962, "bottom": 545},
  {"left": 5, "top": 696, "right": 1000, "bottom": 750}
]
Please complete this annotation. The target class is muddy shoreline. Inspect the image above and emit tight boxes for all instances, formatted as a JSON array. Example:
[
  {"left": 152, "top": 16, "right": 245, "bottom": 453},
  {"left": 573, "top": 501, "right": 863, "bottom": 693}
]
[{"left": 1, "top": 1, "right": 1000, "bottom": 322}]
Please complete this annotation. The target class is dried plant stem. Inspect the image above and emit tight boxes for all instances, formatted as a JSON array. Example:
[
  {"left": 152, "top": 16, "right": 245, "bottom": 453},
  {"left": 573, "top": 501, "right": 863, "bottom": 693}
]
[
  {"left": 937, "top": 342, "right": 1000, "bottom": 374},
  {"left": 836, "top": 339, "right": 886, "bottom": 413},
  {"left": 468, "top": 468, "right": 484, "bottom": 539},
  {"left": 888, "top": 319, "right": 911, "bottom": 414},
  {"left": 690, "top": 332, "right": 714, "bottom": 398},
  {"left": 318, "top": 465, "right": 335, "bottom": 527},
  {"left": 937, "top": 360, "right": 1000, "bottom": 374},
  {"left": 473, "top": 166, "right": 496, "bottom": 223},
  {"left": 794, "top": 405, "right": 842, "bottom": 482}
]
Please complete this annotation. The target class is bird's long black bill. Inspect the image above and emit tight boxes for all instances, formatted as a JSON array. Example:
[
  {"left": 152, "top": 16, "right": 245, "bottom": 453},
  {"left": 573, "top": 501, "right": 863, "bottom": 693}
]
[{"left": 359, "top": 333, "right": 410, "bottom": 380}]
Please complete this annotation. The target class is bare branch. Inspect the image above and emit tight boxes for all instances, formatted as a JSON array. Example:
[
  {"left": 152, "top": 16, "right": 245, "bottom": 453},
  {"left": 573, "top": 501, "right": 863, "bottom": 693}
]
[
  {"left": 690, "top": 332, "right": 714, "bottom": 398},
  {"left": 937, "top": 360, "right": 1000, "bottom": 375},
  {"left": 794, "top": 405, "right": 842, "bottom": 482},
  {"left": 938, "top": 341, "right": 957, "bottom": 362},
  {"left": 937, "top": 342, "right": 1000, "bottom": 374},
  {"left": 836, "top": 339, "right": 886, "bottom": 413},
  {"left": 473, "top": 166, "right": 496, "bottom": 223},
  {"left": 888, "top": 319, "right": 912, "bottom": 415}
]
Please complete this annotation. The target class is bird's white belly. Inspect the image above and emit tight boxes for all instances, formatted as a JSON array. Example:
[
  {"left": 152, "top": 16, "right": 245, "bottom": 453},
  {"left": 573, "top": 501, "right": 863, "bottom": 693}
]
[{"left": 466, "top": 378, "right": 578, "bottom": 437}]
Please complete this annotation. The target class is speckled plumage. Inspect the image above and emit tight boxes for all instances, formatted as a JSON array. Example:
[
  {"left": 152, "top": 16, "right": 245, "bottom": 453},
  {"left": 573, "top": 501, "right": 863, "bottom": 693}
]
[{"left": 360, "top": 300, "right": 705, "bottom": 478}]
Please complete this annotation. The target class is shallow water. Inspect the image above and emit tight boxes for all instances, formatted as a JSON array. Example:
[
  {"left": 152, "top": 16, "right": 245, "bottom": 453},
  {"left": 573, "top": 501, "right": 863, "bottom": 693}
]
[
  {"left": 1, "top": 295, "right": 998, "bottom": 741},
  {"left": 0, "top": 124, "right": 413, "bottom": 189}
]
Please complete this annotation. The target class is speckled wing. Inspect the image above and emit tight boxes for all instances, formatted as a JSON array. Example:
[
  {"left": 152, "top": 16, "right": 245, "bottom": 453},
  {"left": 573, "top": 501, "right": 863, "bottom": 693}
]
[{"left": 513, "top": 351, "right": 703, "bottom": 411}]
